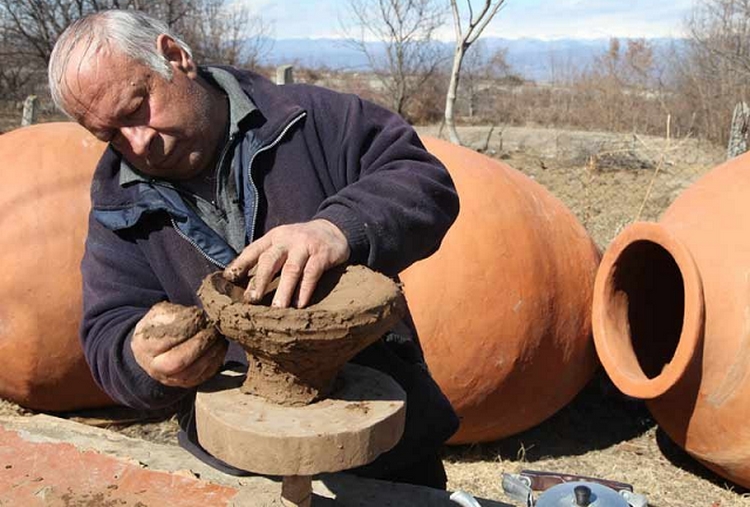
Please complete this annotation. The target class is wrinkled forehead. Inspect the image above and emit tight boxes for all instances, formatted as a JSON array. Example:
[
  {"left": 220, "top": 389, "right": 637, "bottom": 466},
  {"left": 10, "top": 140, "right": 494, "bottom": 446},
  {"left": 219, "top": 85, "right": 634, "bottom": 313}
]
[{"left": 60, "top": 41, "right": 137, "bottom": 121}]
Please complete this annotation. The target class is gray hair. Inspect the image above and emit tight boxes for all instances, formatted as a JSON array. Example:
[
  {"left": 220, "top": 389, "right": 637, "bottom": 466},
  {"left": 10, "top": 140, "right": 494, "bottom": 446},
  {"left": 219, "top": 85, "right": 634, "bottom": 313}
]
[{"left": 48, "top": 10, "right": 193, "bottom": 116}]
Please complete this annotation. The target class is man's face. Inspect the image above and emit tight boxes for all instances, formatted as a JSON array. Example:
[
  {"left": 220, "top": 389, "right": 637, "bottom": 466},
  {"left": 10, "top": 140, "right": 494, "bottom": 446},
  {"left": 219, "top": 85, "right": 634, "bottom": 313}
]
[{"left": 62, "top": 37, "right": 225, "bottom": 180}]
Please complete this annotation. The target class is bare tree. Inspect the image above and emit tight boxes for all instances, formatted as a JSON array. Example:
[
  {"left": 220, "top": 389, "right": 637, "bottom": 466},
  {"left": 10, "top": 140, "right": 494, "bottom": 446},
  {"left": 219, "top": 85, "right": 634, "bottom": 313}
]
[
  {"left": 143, "top": 0, "right": 193, "bottom": 28},
  {"left": 565, "top": 38, "right": 663, "bottom": 134},
  {"left": 178, "top": 0, "right": 272, "bottom": 67},
  {"left": 0, "top": 0, "right": 272, "bottom": 118},
  {"left": 456, "top": 40, "right": 513, "bottom": 118},
  {"left": 0, "top": 21, "right": 37, "bottom": 101},
  {"left": 687, "top": 0, "right": 750, "bottom": 75},
  {"left": 445, "top": 0, "right": 505, "bottom": 145},
  {"left": 0, "top": 0, "right": 136, "bottom": 63},
  {"left": 0, "top": 0, "right": 267, "bottom": 65},
  {"left": 342, "top": 0, "right": 447, "bottom": 120},
  {"left": 459, "top": 40, "right": 485, "bottom": 119},
  {"left": 677, "top": 0, "right": 750, "bottom": 143}
]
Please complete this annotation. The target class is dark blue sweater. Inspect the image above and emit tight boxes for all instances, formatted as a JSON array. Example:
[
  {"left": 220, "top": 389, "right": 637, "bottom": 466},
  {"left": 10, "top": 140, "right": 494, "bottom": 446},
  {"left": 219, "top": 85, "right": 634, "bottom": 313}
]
[{"left": 80, "top": 67, "right": 460, "bottom": 475}]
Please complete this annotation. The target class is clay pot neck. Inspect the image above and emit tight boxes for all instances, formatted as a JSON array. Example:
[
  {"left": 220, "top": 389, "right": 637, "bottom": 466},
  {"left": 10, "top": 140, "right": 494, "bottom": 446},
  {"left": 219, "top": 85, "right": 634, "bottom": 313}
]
[
  {"left": 241, "top": 351, "right": 342, "bottom": 406},
  {"left": 593, "top": 222, "right": 705, "bottom": 399}
]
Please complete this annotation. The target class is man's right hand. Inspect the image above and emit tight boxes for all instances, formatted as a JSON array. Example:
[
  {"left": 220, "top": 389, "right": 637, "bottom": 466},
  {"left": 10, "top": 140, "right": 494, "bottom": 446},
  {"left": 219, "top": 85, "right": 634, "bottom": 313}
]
[{"left": 131, "top": 302, "right": 228, "bottom": 388}]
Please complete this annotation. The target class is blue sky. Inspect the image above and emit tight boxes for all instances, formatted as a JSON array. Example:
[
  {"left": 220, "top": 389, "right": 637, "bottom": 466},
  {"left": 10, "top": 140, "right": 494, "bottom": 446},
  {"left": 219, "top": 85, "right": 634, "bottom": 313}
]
[{"left": 240, "top": 0, "right": 697, "bottom": 40}]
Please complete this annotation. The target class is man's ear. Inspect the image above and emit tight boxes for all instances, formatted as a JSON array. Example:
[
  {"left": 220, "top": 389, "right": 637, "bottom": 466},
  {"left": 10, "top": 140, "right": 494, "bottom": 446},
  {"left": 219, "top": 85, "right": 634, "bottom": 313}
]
[{"left": 156, "top": 34, "right": 197, "bottom": 78}]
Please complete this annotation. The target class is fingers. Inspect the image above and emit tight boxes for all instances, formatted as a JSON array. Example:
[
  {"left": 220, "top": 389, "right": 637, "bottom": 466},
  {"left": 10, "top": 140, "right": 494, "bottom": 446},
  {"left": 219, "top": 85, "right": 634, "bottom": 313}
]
[
  {"left": 157, "top": 337, "right": 228, "bottom": 388},
  {"left": 268, "top": 244, "right": 306, "bottom": 307},
  {"left": 223, "top": 235, "right": 267, "bottom": 284},
  {"left": 131, "top": 302, "right": 229, "bottom": 389},
  {"left": 249, "top": 245, "right": 288, "bottom": 304},
  {"left": 295, "top": 256, "right": 327, "bottom": 309},
  {"left": 222, "top": 220, "right": 351, "bottom": 309},
  {"left": 150, "top": 328, "right": 221, "bottom": 378}
]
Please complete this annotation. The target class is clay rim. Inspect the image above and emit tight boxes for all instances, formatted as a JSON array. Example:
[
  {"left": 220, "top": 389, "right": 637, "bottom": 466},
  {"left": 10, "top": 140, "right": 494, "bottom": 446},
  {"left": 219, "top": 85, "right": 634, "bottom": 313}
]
[
  {"left": 198, "top": 270, "right": 406, "bottom": 339},
  {"left": 592, "top": 222, "right": 705, "bottom": 399}
]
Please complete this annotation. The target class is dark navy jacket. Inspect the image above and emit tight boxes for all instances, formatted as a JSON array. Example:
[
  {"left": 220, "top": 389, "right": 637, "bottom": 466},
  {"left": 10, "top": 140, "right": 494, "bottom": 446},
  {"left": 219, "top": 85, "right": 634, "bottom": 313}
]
[{"left": 80, "top": 67, "right": 460, "bottom": 476}]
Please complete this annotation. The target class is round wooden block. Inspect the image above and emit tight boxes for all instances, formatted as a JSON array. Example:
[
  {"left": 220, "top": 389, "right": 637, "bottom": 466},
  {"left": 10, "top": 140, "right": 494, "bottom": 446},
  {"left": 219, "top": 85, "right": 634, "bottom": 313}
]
[{"left": 195, "top": 363, "right": 406, "bottom": 476}]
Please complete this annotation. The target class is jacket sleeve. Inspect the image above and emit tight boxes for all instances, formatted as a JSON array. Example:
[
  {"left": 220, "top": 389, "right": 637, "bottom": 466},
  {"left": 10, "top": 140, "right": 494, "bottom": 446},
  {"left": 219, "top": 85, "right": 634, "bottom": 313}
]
[
  {"left": 308, "top": 88, "right": 459, "bottom": 276},
  {"left": 79, "top": 214, "right": 191, "bottom": 409}
]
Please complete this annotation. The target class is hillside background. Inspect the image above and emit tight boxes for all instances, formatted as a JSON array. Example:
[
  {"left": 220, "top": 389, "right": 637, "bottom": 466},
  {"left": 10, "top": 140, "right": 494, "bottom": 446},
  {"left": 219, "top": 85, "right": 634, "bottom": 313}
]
[{"left": 265, "top": 37, "right": 682, "bottom": 83}]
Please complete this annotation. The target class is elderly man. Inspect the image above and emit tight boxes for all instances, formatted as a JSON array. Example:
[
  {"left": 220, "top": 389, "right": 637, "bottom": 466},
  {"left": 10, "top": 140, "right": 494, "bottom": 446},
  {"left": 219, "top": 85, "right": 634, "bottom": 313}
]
[{"left": 49, "top": 10, "right": 459, "bottom": 488}]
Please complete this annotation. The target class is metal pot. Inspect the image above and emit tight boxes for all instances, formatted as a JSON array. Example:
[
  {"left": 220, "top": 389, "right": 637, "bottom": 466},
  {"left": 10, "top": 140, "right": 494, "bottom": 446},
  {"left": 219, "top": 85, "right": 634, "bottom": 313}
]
[{"left": 535, "top": 482, "right": 631, "bottom": 507}]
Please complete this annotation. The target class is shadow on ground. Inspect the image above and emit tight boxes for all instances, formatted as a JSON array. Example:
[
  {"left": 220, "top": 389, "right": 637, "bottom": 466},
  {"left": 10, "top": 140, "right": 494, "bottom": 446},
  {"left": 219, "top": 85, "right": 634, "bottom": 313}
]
[
  {"left": 320, "top": 473, "right": 513, "bottom": 507},
  {"left": 442, "top": 369, "right": 655, "bottom": 463}
]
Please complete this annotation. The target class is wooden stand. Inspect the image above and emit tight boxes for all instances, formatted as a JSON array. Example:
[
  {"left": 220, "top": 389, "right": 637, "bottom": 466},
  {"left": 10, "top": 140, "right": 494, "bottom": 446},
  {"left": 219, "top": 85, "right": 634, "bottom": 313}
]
[{"left": 195, "top": 364, "right": 406, "bottom": 505}]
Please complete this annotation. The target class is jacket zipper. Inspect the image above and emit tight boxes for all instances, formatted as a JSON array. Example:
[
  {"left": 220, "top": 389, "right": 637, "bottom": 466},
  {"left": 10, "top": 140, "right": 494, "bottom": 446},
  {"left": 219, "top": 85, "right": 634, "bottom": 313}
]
[
  {"left": 170, "top": 217, "right": 227, "bottom": 269},
  {"left": 168, "top": 112, "right": 306, "bottom": 266},
  {"left": 214, "top": 132, "right": 239, "bottom": 209},
  {"left": 245, "top": 111, "right": 307, "bottom": 243},
  {"left": 154, "top": 134, "right": 238, "bottom": 212}
]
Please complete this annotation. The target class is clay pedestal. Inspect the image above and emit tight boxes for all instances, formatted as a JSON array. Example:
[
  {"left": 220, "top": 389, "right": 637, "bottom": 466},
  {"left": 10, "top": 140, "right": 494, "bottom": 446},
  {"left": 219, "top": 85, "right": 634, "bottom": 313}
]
[
  {"left": 196, "top": 265, "right": 409, "bottom": 505},
  {"left": 196, "top": 364, "right": 406, "bottom": 506}
]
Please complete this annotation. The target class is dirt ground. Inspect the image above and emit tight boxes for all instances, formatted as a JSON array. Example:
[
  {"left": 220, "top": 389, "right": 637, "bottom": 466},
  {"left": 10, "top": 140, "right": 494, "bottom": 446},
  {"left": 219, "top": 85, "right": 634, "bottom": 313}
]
[
  {"left": 417, "top": 124, "right": 726, "bottom": 249},
  {"left": 2, "top": 122, "right": 747, "bottom": 506}
]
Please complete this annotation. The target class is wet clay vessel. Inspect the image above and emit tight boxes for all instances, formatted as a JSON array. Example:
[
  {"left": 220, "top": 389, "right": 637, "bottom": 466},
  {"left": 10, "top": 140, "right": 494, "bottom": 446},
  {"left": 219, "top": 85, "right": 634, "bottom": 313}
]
[
  {"left": 400, "top": 137, "right": 601, "bottom": 444},
  {"left": 593, "top": 152, "right": 750, "bottom": 488},
  {"left": 197, "top": 265, "right": 407, "bottom": 405},
  {"left": 197, "top": 265, "right": 407, "bottom": 506},
  {"left": 0, "top": 123, "right": 112, "bottom": 411}
]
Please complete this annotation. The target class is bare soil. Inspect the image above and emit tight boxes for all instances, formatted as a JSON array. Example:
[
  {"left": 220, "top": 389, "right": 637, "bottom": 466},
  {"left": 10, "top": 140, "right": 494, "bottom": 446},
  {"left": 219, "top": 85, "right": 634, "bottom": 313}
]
[{"left": 1, "top": 123, "right": 746, "bottom": 506}]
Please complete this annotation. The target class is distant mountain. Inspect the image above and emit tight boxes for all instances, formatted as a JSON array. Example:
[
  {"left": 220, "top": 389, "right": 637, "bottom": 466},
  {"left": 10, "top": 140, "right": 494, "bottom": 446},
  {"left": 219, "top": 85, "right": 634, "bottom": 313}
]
[{"left": 262, "top": 37, "right": 684, "bottom": 83}]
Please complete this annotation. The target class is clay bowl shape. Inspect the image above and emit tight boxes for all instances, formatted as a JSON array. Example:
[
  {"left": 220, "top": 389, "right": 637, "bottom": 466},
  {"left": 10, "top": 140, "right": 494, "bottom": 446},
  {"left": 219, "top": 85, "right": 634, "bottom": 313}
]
[{"left": 198, "top": 265, "right": 406, "bottom": 405}]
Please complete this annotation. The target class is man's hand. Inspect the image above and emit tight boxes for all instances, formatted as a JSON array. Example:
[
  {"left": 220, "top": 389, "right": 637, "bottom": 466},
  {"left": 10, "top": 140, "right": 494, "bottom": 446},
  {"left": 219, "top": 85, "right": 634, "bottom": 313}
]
[
  {"left": 223, "top": 219, "right": 350, "bottom": 309},
  {"left": 132, "top": 302, "right": 228, "bottom": 388}
]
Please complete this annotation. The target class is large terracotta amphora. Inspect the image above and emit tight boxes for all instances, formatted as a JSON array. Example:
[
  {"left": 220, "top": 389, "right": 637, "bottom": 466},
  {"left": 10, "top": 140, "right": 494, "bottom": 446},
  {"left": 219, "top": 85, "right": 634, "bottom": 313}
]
[
  {"left": 0, "top": 122, "right": 112, "bottom": 411},
  {"left": 592, "top": 152, "right": 750, "bottom": 488},
  {"left": 401, "top": 137, "right": 601, "bottom": 444}
]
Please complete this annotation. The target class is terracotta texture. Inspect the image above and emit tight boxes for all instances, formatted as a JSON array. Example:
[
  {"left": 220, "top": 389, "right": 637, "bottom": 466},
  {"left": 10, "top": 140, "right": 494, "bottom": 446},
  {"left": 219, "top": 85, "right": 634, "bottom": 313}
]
[
  {"left": 400, "top": 137, "right": 601, "bottom": 444},
  {"left": 593, "top": 152, "right": 750, "bottom": 488},
  {"left": 198, "top": 265, "right": 406, "bottom": 405},
  {"left": 0, "top": 425, "right": 245, "bottom": 506},
  {"left": 0, "top": 123, "right": 112, "bottom": 411},
  {"left": 195, "top": 364, "right": 406, "bottom": 476}
]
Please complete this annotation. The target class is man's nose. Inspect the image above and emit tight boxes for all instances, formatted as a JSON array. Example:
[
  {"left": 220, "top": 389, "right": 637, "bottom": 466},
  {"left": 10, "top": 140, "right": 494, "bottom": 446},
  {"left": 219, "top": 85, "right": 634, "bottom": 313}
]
[{"left": 120, "top": 125, "right": 155, "bottom": 157}]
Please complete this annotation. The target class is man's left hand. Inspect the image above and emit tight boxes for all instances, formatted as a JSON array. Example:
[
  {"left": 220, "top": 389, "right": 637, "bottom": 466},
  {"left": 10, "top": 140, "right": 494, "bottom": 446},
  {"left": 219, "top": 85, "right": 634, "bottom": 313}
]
[{"left": 223, "top": 219, "right": 350, "bottom": 308}]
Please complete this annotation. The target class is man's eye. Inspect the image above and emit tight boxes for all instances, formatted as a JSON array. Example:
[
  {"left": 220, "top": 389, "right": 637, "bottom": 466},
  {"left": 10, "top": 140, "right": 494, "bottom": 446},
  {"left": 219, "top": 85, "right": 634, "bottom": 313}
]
[{"left": 127, "top": 99, "right": 146, "bottom": 120}]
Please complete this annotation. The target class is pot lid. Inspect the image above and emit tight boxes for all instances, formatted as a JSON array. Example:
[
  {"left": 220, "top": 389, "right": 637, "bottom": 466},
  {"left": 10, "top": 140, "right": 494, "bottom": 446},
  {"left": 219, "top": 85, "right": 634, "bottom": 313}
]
[{"left": 536, "top": 481, "right": 630, "bottom": 507}]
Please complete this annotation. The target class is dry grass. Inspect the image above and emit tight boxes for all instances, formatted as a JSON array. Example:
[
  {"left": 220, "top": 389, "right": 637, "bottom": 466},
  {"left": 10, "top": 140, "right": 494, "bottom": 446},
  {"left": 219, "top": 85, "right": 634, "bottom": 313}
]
[
  {"left": 442, "top": 372, "right": 750, "bottom": 506},
  {"left": 416, "top": 124, "right": 725, "bottom": 249}
]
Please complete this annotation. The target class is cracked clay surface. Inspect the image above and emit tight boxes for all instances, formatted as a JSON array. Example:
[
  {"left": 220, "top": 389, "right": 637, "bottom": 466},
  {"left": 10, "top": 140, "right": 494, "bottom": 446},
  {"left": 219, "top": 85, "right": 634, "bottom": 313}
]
[{"left": 197, "top": 265, "right": 406, "bottom": 405}]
